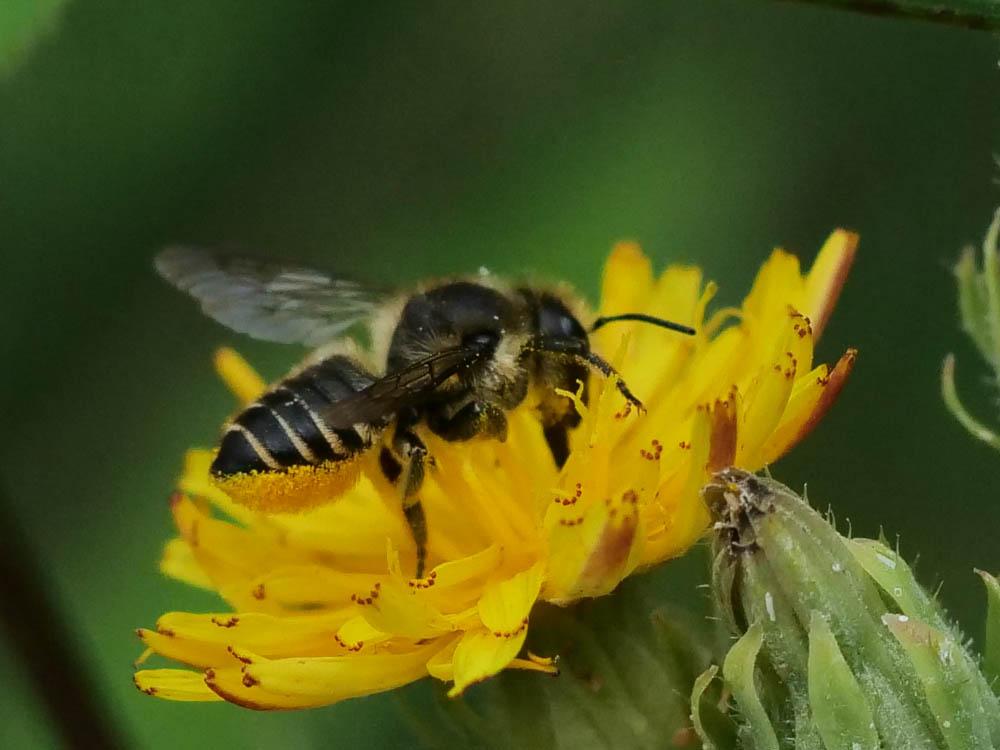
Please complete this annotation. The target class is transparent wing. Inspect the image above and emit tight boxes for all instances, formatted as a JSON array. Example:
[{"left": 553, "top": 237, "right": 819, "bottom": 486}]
[
  {"left": 322, "top": 346, "right": 488, "bottom": 428},
  {"left": 155, "top": 246, "right": 385, "bottom": 346}
]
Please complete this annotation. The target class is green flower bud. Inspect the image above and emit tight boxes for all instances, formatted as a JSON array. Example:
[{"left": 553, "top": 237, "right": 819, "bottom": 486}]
[{"left": 704, "top": 468, "right": 1000, "bottom": 750}]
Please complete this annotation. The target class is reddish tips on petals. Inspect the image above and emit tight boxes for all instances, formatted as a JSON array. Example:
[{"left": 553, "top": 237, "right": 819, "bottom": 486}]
[
  {"left": 790, "top": 348, "right": 857, "bottom": 451},
  {"left": 707, "top": 396, "right": 738, "bottom": 472}
]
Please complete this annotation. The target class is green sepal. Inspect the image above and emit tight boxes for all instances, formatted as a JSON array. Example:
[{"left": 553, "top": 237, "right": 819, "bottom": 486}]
[
  {"left": 977, "top": 569, "right": 1000, "bottom": 695},
  {"left": 723, "top": 622, "right": 780, "bottom": 750},
  {"left": 806, "top": 612, "right": 879, "bottom": 750},
  {"left": 847, "top": 538, "right": 949, "bottom": 631},
  {"left": 883, "top": 614, "right": 995, "bottom": 750},
  {"left": 690, "top": 665, "right": 738, "bottom": 750}
]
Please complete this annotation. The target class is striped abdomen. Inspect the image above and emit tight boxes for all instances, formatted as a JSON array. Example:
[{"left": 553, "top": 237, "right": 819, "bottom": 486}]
[{"left": 212, "top": 355, "right": 383, "bottom": 477}]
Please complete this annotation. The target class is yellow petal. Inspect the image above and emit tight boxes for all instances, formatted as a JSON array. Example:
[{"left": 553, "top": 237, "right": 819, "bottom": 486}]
[
  {"left": 151, "top": 611, "right": 355, "bottom": 658},
  {"left": 159, "top": 538, "right": 213, "bottom": 590},
  {"left": 214, "top": 347, "right": 267, "bottom": 405},
  {"left": 742, "top": 249, "right": 804, "bottom": 335},
  {"left": 478, "top": 563, "right": 545, "bottom": 634},
  {"left": 447, "top": 628, "right": 528, "bottom": 697},
  {"left": 599, "top": 241, "right": 654, "bottom": 318},
  {"left": 446, "top": 564, "right": 545, "bottom": 694},
  {"left": 644, "top": 406, "right": 712, "bottom": 564},
  {"left": 134, "top": 669, "right": 222, "bottom": 702},
  {"left": 170, "top": 494, "right": 302, "bottom": 589},
  {"left": 756, "top": 349, "right": 857, "bottom": 464},
  {"left": 205, "top": 639, "right": 449, "bottom": 710},
  {"left": 803, "top": 229, "right": 858, "bottom": 341},
  {"left": 137, "top": 628, "right": 236, "bottom": 669},
  {"left": 544, "top": 485, "right": 644, "bottom": 603},
  {"left": 355, "top": 576, "right": 455, "bottom": 639}
]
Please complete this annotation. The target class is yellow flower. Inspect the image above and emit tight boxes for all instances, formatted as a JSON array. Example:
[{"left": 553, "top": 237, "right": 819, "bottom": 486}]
[{"left": 134, "top": 231, "right": 857, "bottom": 708}]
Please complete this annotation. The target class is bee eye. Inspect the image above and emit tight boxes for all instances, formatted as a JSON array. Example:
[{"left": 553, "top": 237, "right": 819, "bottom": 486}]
[{"left": 463, "top": 331, "right": 499, "bottom": 351}]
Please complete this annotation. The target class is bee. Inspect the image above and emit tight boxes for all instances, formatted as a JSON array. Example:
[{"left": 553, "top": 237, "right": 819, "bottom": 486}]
[{"left": 155, "top": 248, "right": 694, "bottom": 575}]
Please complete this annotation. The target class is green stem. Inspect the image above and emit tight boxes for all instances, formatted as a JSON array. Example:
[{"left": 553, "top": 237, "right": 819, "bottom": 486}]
[
  {"left": 941, "top": 354, "right": 1000, "bottom": 452},
  {"left": 775, "top": 0, "right": 1000, "bottom": 30}
]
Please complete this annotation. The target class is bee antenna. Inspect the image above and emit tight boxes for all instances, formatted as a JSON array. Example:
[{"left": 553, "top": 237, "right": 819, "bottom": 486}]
[{"left": 590, "top": 313, "right": 695, "bottom": 336}]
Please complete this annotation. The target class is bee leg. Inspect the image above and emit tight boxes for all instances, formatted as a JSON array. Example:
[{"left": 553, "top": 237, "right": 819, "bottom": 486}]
[
  {"left": 379, "top": 428, "right": 430, "bottom": 578},
  {"left": 403, "top": 501, "right": 428, "bottom": 580},
  {"left": 426, "top": 400, "right": 509, "bottom": 442},
  {"left": 543, "top": 423, "right": 571, "bottom": 469}
]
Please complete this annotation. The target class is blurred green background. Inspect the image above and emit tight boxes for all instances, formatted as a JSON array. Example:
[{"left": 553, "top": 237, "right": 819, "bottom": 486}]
[{"left": 0, "top": 1, "right": 997, "bottom": 747}]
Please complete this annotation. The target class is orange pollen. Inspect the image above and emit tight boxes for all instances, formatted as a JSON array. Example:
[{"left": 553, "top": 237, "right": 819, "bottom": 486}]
[
  {"left": 212, "top": 616, "right": 239, "bottom": 628},
  {"left": 226, "top": 645, "right": 253, "bottom": 664},
  {"left": 351, "top": 583, "right": 382, "bottom": 605},
  {"left": 492, "top": 617, "right": 529, "bottom": 639},
  {"left": 334, "top": 634, "right": 364, "bottom": 652},
  {"left": 251, "top": 583, "right": 266, "bottom": 600},
  {"left": 408, "top": 571, "right": 438, "bottom": 589}
]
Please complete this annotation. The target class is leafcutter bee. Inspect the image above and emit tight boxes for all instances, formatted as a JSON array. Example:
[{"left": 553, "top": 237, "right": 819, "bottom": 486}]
[{"left": 155, "top": 248, "right": 694, "bottom": 575}]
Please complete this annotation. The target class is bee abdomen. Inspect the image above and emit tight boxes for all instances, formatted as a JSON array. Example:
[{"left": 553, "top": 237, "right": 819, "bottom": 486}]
[{"left": 211, "top": 355, "right": 381, "bottom": 477}]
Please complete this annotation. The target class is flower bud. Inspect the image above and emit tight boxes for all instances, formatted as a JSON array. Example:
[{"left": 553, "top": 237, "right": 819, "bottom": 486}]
[{"left": 703, "top": 468, "right": 1000, "bottom": 750}]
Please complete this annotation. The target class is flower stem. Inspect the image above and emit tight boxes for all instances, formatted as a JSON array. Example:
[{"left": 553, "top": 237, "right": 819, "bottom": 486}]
[
  {"left": 941, "top": 354, "right": 1000, "bottom": 452},
  {"left": 0, "top": 481, "right": 126, "bottom": 749},
  {"left": 774, "top": 0, "right": 1000, "bottom": 30}
]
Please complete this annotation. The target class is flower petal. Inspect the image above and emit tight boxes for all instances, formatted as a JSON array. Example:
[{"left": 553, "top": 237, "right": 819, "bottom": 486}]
[
  {"left": 756, "top": 349, "right": 857, "bottom": 464},
  {"left": 159, "top": 538, "right": 213, "bottom": 590},
  {"left": 447, "top": 628, "right": 529, "bottom": 697},
  {"left": 205, "top": 640, "right": 449, "bottom": 710},
  {"left": 214, "top": 347, "right": 267, "bottom": 405},
  {"left": 803, "top": 230, "right": 858, "bottom": 341},
  {"left": 443, "top": 563, "right": 545, "bottom": 695},
  {"left": 134, "top": 669, "right": 223, "bottom": 702}
]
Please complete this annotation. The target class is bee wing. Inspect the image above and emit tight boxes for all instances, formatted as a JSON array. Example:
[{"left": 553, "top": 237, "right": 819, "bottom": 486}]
[
  {"left": 155, "top": 246, "right": 386, "bottom": 346},
  {"left": 322, "top": 346, "right": 488, "bottom": 429}
]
